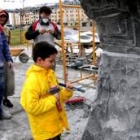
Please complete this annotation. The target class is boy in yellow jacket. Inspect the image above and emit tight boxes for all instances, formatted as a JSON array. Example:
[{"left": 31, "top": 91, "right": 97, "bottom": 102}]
[{"left": 20, "top": 41, "right": 73, "bottom": 140}]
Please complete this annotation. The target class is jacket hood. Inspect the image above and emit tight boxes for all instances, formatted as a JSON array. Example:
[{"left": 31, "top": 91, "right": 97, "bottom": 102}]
[
  {"left": 26, "top": 64, "right": 57, "bottom": 86},
  {"left": 26, "top": 64, "right": 46, "bottom": 77},
  {"left": 26, "top": 64, "right": 54, "bottom": 78},
  {"left": 0, "top": 8, "right": 9, "bottom": 26}
]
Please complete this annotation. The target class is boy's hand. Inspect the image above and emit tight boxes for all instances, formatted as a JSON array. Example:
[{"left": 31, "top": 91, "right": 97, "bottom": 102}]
[{"left": 66, "top": 83, "right": 73, "bottom": 91}]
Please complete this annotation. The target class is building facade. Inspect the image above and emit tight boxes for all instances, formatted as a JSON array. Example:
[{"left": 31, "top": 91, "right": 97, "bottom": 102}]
[{"left": 8, "top": 3, "right": 90, "bottom": 27}]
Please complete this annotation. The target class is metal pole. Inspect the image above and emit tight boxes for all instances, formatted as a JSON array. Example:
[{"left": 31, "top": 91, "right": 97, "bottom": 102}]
[
  {"left": 92, "top": 23, "right": 96, "bottom": 65},
  {"left": 13, "top": 11, "right": 16, "bottom": 27},
  {"left": 59, "top": 0, "right": 67, "bottom": 84},
  {"left": 92, "top": 23, "right": 96, "bottom": 85},
  {"left": 78, "top": 8, "right": 81, "bottom": 56},
  {"left": 77, "top": 8, "right": 83, "bottom": 78},
  {"left": 20, "top": 9, "right": 22, "bottom": 44}
]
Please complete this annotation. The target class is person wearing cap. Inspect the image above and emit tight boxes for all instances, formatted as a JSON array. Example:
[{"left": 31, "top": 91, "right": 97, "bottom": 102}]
[{"left": 0, "top": 8, "right": 13, "bottom": 120}]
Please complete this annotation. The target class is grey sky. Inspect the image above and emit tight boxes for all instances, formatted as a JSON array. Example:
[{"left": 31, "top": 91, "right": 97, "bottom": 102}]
[{"left": 1, "top": 0, "right": 62, "bottom": 9}]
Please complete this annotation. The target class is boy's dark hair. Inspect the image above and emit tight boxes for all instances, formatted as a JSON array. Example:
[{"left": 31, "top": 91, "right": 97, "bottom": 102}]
[
  {"left": 39, "top": 6, "right": 52, "bottom": 14},
  {"left": 33, "top": 42, "right": 57, "bottom": 62}
]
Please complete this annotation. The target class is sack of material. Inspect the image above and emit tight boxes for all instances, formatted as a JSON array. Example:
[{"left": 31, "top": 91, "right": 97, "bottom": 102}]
[{"left": 5, "top": 64, "right": 15, "bottom": 96}]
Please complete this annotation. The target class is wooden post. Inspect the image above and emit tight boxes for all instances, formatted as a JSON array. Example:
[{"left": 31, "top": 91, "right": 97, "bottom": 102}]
[
  {"left": 70, "top": 74, "right": 94, "bottom": 84},
  {"left": 59, "top": 0, "right": 67, "bottom": 84}
]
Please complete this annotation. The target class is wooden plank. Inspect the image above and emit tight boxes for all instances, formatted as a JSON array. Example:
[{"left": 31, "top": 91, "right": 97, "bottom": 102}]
[{"left": 62, "top": 4, "right": 81, "bottom": 8}]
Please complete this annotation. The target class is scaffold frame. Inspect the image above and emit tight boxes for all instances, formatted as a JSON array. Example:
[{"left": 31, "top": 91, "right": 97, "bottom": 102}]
[{"left": 59, "top": 0, "right": 96, "bottom": 84}]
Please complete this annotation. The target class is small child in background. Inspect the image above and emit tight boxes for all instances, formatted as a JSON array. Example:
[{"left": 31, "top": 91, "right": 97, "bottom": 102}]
[{"left": 20, "top": 41, "right": 73, "bottom": 140}]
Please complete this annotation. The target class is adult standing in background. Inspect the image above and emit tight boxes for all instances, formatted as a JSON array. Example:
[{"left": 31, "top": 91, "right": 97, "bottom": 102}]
[
  {"left": 0, "top": 9, "right": 13, "bottom": 119},
  {"left": 0, "top": 9, "right": 15, "bottom": 108},
  {"left": 25, "top": 6, "right": 61, "bottom": 70},
  {"left": 25, "top": 6, "right": 61, "bottom": 46}
]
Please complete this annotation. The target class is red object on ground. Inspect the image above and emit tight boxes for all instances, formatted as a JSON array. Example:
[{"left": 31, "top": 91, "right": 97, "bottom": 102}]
[{"left": 65, "top": 97, "right": 85, "bottom": 105}]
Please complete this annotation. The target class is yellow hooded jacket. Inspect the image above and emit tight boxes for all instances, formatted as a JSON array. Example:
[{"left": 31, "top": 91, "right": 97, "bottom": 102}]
[{"left": 20, "top": 64, "right": 73, "bottom": 140}]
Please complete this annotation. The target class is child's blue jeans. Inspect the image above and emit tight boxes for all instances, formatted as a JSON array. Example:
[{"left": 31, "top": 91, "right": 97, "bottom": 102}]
[{"left": 0, "top": 66, "right": 5, "bottom": 114}]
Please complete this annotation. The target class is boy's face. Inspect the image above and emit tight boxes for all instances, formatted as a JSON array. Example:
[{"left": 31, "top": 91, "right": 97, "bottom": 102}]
[{"left": 37, "top": 54, "right": 56, "bottom": 70}]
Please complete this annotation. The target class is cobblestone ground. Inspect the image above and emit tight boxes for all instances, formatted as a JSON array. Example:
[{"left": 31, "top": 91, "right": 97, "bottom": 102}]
[{"left": 0, "top": 48, "right": 97, "bottom": 140}]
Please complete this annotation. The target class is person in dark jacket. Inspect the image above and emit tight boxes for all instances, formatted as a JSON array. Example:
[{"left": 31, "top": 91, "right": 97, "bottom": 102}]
[
  {"left": 25, "top": 6, "right": 61, "bottom": 46},
  {"left": 0, "top": 23, "right": 12, "bottom": 120},
  {"left": 25, "top": 6, "right": 61, "bottom": 70},
  {"left": 0, "top": 8, "right": 14, "bottom": 108}
]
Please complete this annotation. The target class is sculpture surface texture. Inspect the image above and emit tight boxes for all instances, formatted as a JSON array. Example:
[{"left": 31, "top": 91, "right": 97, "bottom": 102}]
[{"left": 80, "top": 0, "right": 140, "bottom": 139}]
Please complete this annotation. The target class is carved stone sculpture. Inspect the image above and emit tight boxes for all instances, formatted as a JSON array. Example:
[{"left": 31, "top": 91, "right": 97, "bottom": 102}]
[
  {"left": 80, "top": 0, "right": 140, "bottom": 139},
  {"left": 81, "top": 0, "right": 140, "bottom": 54}
]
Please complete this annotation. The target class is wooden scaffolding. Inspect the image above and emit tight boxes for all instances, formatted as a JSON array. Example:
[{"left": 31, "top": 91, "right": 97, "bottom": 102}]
[{"left": 59, "top": 0, "right": 96, "bottom": 84}]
